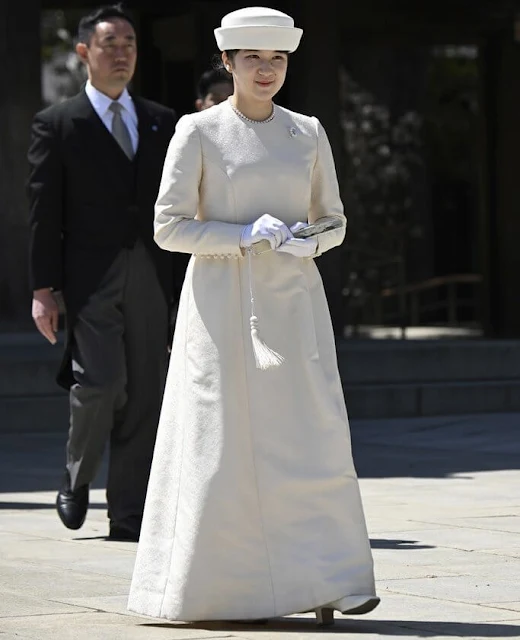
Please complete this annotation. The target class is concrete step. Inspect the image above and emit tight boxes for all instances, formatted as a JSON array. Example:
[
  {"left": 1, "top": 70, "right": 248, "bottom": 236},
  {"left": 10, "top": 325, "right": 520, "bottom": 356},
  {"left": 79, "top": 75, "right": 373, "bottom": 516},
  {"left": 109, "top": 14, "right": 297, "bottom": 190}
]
[
  {"left": 1, "top": 378, "right": 518, "bottom": 431},
  {"left": 0, "top": 332, "right": 63, "bottom": 396},
  {"left": 3, "top": 336, "right": 520, "bottom": 396},
  {"left": 0, "top": 395, "right": 68, "bottom": 433},
  {"left": 2, "top": 333, "right": 520, "bottom": 425},
  {"left": 337, "top": 339, "right": 520, "bottom": 384},
  {"left": 344, "top": 379, "right": 520, "bottom": 419}
]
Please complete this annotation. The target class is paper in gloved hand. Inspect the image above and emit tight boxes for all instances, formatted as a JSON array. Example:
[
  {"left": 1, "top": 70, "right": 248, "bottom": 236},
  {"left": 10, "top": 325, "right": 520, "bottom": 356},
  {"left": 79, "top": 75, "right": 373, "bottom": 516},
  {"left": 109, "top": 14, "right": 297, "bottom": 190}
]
[{"left": 292, "top": 217, "right": 343, "bottom": 239}]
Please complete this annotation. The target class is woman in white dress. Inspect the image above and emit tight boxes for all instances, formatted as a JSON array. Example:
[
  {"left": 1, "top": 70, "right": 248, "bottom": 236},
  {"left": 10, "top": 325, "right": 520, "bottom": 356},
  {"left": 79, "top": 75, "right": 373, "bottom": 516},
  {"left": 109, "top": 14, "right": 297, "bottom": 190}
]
[{"left": 128, "top": 6, "right": 379, "bottom": 625}]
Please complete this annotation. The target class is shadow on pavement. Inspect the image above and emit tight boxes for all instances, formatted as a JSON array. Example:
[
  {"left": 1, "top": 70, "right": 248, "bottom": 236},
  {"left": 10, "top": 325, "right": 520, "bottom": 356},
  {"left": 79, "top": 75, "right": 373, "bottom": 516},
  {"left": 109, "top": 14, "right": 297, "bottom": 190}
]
[
  {"left": 1, "top": 413, "right": 519, "bottom": 495},
  {"left": 0, "top": 431, "right": 107, "bottom": 494},
  {"left": 370, "top": 538, "right": 435, "bottom": 550},
  {"left": 141, "top": 617, "right": 520, "bottom": 637},
  {"left": 0, "top": 501, "right": 106, "bottom": 510},
  {"left": 351, "top": 413, "right": 520, "bottom": 479}
]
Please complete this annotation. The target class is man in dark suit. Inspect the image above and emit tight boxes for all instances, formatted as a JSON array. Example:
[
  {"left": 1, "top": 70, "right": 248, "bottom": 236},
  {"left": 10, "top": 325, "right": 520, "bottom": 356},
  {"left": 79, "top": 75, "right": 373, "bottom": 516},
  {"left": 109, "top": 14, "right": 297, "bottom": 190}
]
[{"left": 27, "top": 3, "right": 178, "bottom": 542}]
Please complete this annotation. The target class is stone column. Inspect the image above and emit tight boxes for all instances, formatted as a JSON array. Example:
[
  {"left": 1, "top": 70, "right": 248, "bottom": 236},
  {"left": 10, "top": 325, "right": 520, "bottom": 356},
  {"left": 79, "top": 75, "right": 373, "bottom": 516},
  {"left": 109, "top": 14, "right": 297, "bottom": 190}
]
[
  {"left": 0, "top": 0, "right": 42, "bottom": 329},
  {"left": 481, "top": 32, "right": 520, "bottom": 337}
]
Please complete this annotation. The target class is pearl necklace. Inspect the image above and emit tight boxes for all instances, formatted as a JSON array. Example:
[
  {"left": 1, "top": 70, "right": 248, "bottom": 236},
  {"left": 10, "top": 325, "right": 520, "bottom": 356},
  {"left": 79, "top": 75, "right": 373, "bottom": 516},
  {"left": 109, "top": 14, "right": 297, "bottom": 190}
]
[{"left": 230, "top": 102, "right": 275, "bottom": 124}]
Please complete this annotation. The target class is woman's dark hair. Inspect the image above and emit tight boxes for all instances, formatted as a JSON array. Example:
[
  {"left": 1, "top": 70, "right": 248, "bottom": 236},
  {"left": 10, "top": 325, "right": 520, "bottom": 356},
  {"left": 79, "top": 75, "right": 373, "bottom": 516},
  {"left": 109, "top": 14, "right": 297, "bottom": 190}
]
[
  {"left": 77, "top": 3, "right": 135, "bottom": 45},
  {"left": 212, "top": 50, "right": 239, "bottom": 76}
]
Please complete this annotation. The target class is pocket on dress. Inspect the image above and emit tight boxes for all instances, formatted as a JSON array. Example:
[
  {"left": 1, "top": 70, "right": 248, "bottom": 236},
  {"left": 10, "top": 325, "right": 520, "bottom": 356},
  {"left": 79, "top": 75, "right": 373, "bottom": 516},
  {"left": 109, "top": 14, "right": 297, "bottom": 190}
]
[{"left": 297, "top": 274, "right": 320, "bottom": 362}]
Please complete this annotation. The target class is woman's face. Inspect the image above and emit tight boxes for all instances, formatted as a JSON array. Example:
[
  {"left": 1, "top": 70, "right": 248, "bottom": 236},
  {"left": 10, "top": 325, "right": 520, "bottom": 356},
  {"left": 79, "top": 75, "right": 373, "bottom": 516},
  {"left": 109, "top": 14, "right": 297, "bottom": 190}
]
[{"left": 224, "top": 50, "right": 288, "bottom": 102}]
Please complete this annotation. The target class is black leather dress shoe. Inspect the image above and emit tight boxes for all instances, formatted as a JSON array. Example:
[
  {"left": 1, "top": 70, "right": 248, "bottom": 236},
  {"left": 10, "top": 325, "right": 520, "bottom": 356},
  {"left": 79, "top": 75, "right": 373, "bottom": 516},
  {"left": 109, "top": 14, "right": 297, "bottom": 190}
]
[
  {"left": 56, "top": 471, "right": 89, "bottom": 530},
  {"left": 108, "top": 525, "right": 139, "bottom": 542}
]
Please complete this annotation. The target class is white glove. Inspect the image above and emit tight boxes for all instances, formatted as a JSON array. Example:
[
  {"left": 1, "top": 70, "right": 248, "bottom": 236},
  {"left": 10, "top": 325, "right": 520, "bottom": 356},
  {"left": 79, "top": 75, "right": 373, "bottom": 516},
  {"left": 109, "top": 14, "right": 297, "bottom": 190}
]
[
  {"left": 241, "top": 214, "right": 292, "bottom": 250},
  {"left": 276, "top": 221, "right": 317, "bottom": 258}
]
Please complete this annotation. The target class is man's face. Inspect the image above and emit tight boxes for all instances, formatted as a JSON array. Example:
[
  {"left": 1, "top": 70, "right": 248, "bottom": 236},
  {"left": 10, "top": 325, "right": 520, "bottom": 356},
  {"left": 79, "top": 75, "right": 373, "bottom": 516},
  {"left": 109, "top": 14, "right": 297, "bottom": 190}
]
[
  {"left": 77, "top": 18, "right": 137, "bottom": 94},
  {"left": 197, "top": 81, "right": 233, "bottom": 110}
]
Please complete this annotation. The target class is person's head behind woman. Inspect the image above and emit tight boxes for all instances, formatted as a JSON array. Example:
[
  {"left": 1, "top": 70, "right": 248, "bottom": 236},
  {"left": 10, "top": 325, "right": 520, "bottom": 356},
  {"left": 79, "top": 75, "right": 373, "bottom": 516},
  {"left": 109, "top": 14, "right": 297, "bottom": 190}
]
[{"left": 214, "top": 7, "right": 302, "bottom": 109}]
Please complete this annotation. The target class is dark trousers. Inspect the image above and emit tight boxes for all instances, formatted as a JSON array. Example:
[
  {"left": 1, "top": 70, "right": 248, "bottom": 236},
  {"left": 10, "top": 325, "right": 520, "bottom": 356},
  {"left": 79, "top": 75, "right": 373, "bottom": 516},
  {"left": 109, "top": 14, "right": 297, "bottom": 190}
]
[{"left": 67, "top": 241, "right": 168, "bottom": 532}]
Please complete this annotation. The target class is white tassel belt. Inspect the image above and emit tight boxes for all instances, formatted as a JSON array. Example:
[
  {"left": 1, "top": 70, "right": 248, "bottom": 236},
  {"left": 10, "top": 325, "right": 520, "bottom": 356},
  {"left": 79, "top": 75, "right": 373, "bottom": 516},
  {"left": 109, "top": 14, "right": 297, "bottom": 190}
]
[
  {"left": 194, "top": 245, "right": 284, "bottom": 371},
  {"left": 246, "top": 247, "right": 284, "bottom": 370},
  {"left": 195, "top": 248, "right": 285, "bottom": 371}
]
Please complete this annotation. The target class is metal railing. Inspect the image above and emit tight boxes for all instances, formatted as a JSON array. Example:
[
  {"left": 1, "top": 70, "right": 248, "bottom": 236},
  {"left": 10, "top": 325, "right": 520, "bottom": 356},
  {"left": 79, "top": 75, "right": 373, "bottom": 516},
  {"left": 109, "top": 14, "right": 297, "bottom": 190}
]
[
  {"left": 380, "top": 273, "right": 483, "bottom": 327},
  {"left": 343, "top": 247, "right": 483, "bottom": 336}
]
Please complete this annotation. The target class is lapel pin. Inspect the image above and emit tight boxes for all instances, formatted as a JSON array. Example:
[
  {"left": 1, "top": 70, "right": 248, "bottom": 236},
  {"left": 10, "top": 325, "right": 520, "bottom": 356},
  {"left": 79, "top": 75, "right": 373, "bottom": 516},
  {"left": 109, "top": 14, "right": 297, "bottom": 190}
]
[{"left": 289, "top": 127, "right": 297, "bottom": 137}]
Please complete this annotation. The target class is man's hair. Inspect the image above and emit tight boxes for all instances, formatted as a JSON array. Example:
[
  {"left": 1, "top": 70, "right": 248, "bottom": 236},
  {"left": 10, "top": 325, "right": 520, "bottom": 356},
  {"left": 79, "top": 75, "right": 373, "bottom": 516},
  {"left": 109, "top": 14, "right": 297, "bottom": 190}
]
[
  {"left": 197, "top": 68, "right": 233, "bottom": 100},
  {"left": 77, "top": 3, "right": 135, "bottom": 45}
]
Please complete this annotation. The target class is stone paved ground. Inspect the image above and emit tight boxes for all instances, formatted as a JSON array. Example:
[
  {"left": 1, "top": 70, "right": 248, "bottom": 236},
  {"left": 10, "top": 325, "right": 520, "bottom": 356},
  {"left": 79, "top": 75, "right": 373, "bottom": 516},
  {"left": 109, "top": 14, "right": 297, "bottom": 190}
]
[{"left": 0, "top": 412, "right": 519, "bottom": 639}]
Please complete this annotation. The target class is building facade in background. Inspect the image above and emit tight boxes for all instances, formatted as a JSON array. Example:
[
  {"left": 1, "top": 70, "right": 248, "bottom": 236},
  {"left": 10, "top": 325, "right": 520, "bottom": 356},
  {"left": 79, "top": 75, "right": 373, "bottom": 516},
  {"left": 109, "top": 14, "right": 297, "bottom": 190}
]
[{"left": 2, "top": 0, "right": 520, "bottom": 338}]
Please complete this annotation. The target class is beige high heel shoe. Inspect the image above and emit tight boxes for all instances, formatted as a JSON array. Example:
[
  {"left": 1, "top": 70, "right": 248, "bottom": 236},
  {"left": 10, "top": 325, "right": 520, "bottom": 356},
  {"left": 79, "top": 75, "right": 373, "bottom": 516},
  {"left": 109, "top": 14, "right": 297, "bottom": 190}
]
[
  {"left": 343, "top": 597, "right": 380, "bottom": 615},
  {"left": 315, "top": 596, "right": 380, "bottom": 625},
  {"left": 315, "top": 607, "right": 335, "bottom": 626}
]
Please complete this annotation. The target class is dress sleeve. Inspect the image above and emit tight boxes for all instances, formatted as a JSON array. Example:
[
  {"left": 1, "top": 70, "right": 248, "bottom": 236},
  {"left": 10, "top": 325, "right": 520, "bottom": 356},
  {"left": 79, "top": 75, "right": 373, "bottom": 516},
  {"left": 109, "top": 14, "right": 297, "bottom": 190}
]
[
  {"left": 154, "top": 115, "right": 243, "bottom": 256},
  {"left": 308, "top": 118, "right": 347, "bottom": 257}
]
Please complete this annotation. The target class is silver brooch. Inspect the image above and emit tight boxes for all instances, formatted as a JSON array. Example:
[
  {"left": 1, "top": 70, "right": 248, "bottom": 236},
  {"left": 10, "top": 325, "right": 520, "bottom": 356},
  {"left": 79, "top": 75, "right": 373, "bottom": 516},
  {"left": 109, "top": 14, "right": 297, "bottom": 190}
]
[{"left": 289, "top": 127, "right": 297, "bottom": 137}]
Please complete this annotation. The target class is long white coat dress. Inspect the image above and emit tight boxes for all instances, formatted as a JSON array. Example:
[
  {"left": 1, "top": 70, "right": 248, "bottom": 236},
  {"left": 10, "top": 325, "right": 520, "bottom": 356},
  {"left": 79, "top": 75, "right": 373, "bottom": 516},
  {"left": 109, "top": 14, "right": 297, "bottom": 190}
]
[{"left": 127, "top": 99, "right": 377, "bottom": 622}]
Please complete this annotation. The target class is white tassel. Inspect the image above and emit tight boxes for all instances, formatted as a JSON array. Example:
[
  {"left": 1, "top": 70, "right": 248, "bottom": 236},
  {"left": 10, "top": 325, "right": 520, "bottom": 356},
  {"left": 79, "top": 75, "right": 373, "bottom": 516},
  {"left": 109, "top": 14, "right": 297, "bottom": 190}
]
[
  {"left": 250, "top": 315, "right": 284, "bottom": 369},
  {"left": 247, "top": 249, "right": 284, "bottom": 370}
]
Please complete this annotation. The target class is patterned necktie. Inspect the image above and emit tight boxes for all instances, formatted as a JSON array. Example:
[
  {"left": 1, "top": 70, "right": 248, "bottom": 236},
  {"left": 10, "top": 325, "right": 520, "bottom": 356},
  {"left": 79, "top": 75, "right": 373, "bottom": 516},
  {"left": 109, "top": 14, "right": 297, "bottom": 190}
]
[{"left": 109, "top": 101, "right": 134, "bottom": 159}]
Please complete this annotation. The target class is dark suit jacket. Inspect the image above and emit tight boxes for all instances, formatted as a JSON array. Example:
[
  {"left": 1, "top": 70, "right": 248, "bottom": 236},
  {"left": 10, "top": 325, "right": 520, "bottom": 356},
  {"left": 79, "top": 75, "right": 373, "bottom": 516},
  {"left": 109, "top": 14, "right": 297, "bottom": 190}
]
[{"left": 26, "top": 89, "right": 182, "bottom": 388}]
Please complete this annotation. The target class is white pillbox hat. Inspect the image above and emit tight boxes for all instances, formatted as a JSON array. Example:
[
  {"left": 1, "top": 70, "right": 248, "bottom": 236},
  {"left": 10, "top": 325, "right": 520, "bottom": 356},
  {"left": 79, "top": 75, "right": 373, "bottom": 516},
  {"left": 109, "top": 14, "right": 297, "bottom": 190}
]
[{"left": 214, "top": 7, "right": 303, "bottom": 53}]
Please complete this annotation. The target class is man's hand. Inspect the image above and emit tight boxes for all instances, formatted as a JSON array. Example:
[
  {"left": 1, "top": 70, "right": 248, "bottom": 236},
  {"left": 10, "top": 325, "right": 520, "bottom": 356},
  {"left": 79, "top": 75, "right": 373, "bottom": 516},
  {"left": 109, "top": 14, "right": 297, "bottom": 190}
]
[{"left": 32, "top": 288, "right": 59, "bottom": 345}]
